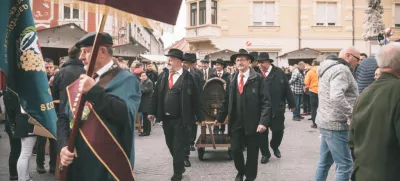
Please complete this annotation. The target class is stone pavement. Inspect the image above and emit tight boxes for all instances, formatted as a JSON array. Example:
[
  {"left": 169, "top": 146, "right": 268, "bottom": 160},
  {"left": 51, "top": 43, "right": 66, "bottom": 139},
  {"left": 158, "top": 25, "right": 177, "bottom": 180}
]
[{"left": 0, "top": 111, "right": 335, "bottom": 181}]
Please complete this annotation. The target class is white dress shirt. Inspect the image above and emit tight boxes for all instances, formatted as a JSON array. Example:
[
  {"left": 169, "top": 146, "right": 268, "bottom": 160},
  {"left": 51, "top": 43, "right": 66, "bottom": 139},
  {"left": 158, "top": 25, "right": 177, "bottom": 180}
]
[
  {"left": 94, "top": 61, "right": 114, "bottom": 83},
  {"left": 265, "top": 65, "right": 273, "bottom": 77},
  {"left": 217, "top": 70, "right": 224, "bottom": 77},
  {"left": 169, "top": 68, "right": 183, "bottom": 85},
  {"left": 237, "top": 68, "right": 250, "bottom": 85}
]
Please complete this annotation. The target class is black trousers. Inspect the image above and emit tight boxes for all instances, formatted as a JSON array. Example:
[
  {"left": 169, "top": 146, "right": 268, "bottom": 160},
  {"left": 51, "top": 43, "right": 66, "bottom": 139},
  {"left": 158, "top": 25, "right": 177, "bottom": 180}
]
[
  {"left": 190, "top": 122, "right": 197, "bottom": 146},
  {"left": 142, "top": 112, "right": 151, "bottom": 133},
  {"left": 303, "top": 93, "right": 311, "bottom": 113},
  {"left": 163, "top": 118, "right": 188, "bottom": 174},
  {"left": 310, "top": 92, "right": 319, "bottom": 125},
  {"left": 231, "top": 128, "right": 260, "bottom": 181},
  {"left": 259, "top": 129, "right": 284, "bottom": 158},
  {"left": 36, "top": 136, "right": 57, "bottom": 168},
  {"left": 5, "top": 124, "right": 21, "bottom": 177}
]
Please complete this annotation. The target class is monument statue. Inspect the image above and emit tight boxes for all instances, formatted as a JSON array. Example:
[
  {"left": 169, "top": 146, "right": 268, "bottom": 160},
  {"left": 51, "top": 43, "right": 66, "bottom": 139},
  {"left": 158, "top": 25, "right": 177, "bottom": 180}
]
[{"left": 363, "top": 0, "right": 385, "bottom": 41}]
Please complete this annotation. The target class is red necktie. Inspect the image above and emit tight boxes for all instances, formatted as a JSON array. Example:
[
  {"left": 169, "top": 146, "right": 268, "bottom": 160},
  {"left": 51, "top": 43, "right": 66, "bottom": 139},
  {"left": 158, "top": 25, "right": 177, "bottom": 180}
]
[
  {"left": 168, "top": 71, "right": 174, "bottom": 89},
  {"left": 238, "top": 73, "right": 244, "bottom": 94},
  {"left": 218, "top": 73, "right": 221, "bottom": 77},
  {"left": 263, "top": 71, "right": 267, "bottom": 78}
]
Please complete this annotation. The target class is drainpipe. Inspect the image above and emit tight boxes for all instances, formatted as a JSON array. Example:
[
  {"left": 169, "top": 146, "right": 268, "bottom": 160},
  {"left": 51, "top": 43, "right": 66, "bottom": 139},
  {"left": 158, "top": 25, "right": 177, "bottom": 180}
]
[
  {"left": 298, "top": 0, "right": 301, "bottom": 49},
  {"left": 352, "top": 0, "right": 355, "bottom": 46}
]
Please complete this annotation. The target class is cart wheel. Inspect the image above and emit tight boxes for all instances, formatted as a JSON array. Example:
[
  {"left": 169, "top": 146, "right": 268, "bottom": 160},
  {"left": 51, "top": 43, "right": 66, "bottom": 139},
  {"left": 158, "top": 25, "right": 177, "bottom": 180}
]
[{"left": 198, "top": 147, "right": 205, "bottom": 161}]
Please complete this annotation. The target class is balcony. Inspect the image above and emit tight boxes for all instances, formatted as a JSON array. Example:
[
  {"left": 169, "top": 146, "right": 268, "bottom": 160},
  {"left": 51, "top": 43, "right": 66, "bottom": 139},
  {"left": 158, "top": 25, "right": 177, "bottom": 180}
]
[{"left": 185, "top": 25, "right": 221, "bottom": 42}]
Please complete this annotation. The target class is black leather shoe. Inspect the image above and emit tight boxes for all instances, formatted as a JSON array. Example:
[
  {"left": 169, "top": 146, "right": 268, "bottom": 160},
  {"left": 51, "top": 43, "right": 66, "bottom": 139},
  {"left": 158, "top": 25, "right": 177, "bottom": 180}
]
[
  {"left": 273, "top": 149, "right": 281, "bottom": 158},
  {"left": 37, "top": 165, "right": 46, "bottom": 174},
  {"left": 171, "top": 173, "right": 183, "bottom": 181},
  {"left": 311, "top": 124, "right": 317, "bottom": 129},
  {"left": 190, "top": 145, "right": 196, "bottom": 151},
  {"left": 139, "top": 132, "right": 150, "bottom": 136},
  {"left": 260, "top": 156, "right": 269, "bottom": 164},
  {"left": 184, "top": 159, "right": 191, "bottom": 167},
  {"left": 235, "top": 173, "right": 244, "bottom": 181}
]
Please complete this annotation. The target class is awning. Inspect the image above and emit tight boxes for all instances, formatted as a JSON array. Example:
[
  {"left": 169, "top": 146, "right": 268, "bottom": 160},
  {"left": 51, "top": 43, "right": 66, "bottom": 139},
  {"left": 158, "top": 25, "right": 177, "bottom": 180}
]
[
  {"left": 140, "top": 54, "right": 167, "bottom": 63},
  {"left": 38, "top": 23, "right": 87, "bottom": 49},
  {"left": 113, "top": 42, "right": 148, "bottom": 58}
]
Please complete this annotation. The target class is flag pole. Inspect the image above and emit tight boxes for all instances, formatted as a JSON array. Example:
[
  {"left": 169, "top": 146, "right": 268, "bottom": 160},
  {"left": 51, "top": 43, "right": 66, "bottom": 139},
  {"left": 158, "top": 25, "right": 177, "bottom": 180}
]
[{"left": 60, "top": 12, "right": 108, "bottom": 181}]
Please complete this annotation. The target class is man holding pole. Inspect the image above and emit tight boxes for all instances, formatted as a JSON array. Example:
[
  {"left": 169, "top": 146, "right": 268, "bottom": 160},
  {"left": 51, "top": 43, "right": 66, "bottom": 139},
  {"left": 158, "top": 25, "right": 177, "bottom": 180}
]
[{"left": 58, "top": 32, "right": 141, "bottom": 181}]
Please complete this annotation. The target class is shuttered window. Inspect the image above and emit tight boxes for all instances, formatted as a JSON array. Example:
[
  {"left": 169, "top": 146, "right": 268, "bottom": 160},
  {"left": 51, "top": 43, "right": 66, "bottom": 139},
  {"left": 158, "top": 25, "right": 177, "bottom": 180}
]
[
  {"left": 395, "top": 4, "right": 400, "bottom": 27},
  {"left": 253, "top": 2, "right": 275, "bottom": 26},
  {"left": 316, "top": 2, "right": 337, "bottom": 26}
]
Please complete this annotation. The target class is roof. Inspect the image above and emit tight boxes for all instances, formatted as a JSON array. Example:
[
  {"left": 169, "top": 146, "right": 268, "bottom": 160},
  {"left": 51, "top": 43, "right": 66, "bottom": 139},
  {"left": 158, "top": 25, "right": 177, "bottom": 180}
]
[
  {"left": 37, "top": 23, "right": 87, "bottom": 34},
  {"left": 206, "top": 49, "right": 238, "bottom": 61},
  {"left": 140, "top": 54, "right": 167, "bottom": 63},
  {"left": 277, "top": 48, "right": 320, "bottom": 58},
  {"left": 164, "top": 38, "right": 190, "bottom": 52}
]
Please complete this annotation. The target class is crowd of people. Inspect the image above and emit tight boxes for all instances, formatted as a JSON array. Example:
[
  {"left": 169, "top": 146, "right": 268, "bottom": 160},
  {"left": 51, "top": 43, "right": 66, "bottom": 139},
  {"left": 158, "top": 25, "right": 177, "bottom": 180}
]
[{"left": 1, "top": 30, "right": 399, "bottom": 181}]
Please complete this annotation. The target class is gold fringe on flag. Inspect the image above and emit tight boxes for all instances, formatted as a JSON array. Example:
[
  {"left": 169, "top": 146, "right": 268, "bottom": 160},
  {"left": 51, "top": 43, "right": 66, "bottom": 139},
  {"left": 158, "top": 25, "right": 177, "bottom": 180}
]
[{"left": 43, "top": 0, "right": 165, "bottom": 32}]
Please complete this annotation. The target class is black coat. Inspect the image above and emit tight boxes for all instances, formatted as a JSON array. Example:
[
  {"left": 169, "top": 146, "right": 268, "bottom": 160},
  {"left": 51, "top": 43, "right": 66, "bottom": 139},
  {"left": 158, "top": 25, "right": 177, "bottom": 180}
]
[
  {"left": 3, "top": 88, "right": 33, "bottom": 138},
  {"left": 195, "top": 68, "right": 205, "bottom": 90},
  {"left": 53, "top": 59, "right": 85, "bottom": 152},
  {"left": 139, "top": 78, "right": 153, "bottom": 113},
  {"left": 146, "top": 69, "right": 158, "bottom": 86},
  {"left": 150, "top": 69, "right": 205, "bottom": 125},
  {"left": 217, "top": 68, "right": 271, "bottom": 136},
  {"left": 263, "top": 65, "right": 295, "bottom": 131}
]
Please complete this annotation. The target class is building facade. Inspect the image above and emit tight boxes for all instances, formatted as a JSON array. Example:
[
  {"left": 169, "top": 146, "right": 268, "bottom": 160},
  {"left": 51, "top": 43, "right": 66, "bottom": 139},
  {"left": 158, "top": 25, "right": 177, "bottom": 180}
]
[
  {"left": 31, "top": 0, "right": 164, "bottom": 63},
  {"left": 185, "top": 0, "right": 400, "bottom": 66}
]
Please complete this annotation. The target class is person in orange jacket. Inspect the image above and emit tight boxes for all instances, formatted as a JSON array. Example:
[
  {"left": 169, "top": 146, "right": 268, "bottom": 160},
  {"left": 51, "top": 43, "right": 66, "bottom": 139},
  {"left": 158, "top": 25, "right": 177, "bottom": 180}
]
[{"left": 304, "top": 57, "right": 322, "bottom": 128}]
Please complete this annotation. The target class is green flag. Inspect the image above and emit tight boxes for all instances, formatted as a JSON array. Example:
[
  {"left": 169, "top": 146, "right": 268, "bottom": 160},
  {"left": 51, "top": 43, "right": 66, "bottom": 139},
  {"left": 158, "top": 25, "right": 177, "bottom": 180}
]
[{"left": 0, "top": 0, "right": 57, "bottom": 138}]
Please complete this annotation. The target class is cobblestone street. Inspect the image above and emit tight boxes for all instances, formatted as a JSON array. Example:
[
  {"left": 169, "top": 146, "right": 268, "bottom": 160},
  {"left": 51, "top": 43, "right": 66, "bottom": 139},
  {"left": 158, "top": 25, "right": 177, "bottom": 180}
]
[{"left": 0, "top": 111, "right": 335, "bottom": 181}]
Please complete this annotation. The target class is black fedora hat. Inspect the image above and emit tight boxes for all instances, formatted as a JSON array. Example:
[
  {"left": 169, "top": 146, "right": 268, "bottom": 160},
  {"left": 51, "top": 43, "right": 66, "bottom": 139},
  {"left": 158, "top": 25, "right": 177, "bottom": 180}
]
[
  {"left": 183, "top": 53, "right": 198, "bottom": 63},
  {"left": 215, "top": 58, "right": 225, "bottom": 67},
  {"left": 165, "top": 48, "right": 184, "bottom": 60},
  {"left": 200, "top": 55, "right": 210, "bottom": 63},
  {"left": 230, "top": 49, "right": 255, "bottom": 63},
  {"left": 257, "top": 52, "right": 274, "bottom": 63},
  {"left": 249, "top": 52, "right": 259, "bottom": 61}
]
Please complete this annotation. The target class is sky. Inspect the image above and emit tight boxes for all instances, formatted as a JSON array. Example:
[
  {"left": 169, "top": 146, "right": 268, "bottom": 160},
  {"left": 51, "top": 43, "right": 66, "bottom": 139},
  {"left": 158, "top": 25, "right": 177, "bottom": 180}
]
[{"left": 161, "top": 2, "right": 186, "bottom": 48}]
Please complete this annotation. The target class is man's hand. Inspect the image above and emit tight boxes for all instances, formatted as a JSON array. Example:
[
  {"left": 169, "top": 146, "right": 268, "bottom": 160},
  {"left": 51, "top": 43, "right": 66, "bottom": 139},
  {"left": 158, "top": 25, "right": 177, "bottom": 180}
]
[
  {"left": 48, "top": 76, "right": 54, "bottom": 86},
  {"left": 290, "top": 108, "right": 295, "bottom": 112},
  {"left": 148, "top": 115, "right": 155, "bottom": 121},
  {"left": 79, "top": 74, "right": 96, "bottom": 94},
  {"left": 201, "top": 120, "right": 207, "bottom": 126},
  {"left": 347, "top": 119, "right": 351, "bottom": 125},
  {"left": 60, "top": 146, "right": 77, "bottom": 167},
  {"left": 214, "top": 120, "right": 221, "bottom": 126},
  {"left": 256, "top": 125, "right": 267, "bottom": 133}
]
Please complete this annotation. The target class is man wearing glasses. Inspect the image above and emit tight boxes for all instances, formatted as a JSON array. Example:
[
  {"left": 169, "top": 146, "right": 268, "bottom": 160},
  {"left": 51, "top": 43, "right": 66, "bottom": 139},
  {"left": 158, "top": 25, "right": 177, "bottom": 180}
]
[{"left": 314, "top": 47, "right": 360, "bottom": 181}]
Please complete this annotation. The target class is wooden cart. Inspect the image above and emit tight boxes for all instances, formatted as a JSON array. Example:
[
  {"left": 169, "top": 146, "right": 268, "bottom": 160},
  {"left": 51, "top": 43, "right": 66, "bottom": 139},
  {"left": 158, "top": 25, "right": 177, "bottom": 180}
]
[{"left": 195, "top": 119, "right": 231, "bottom": 161}]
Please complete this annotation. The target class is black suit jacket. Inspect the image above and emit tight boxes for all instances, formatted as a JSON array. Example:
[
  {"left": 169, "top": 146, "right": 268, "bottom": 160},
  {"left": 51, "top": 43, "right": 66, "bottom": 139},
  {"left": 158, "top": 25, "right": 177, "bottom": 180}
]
[
  {"left": 263, "top": 65, "right": 295, "bottom": 131},
  {"left": 150, "top": 68, "right": 205, "bottom": 125},
  {"left": 217, "top": 68, "right": 271, "bottom": 136}
]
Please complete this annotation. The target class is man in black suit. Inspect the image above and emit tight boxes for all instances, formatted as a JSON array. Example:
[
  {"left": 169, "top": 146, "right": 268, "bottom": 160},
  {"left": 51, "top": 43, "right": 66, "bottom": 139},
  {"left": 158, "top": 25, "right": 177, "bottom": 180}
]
[
  {"left": 249, "top": 52, "right": 260, "bottom": 73},
  {"left": 181, "top": 52, "right": 202, "bottom": 167},
  {"left": 210, "top": 59, "right": 231, "bottom": 134},
  {"left": 257, "top": 52, "right": 295, "bottom": 164},
  {"left": 200, "top": 55, "right": 215, "bottom": 81},
  {"left": 149, "top": 49, "right": 205, "bottom": 181},
  {"left": 216, "top": 49, "right": 271, "bottom": 181}
]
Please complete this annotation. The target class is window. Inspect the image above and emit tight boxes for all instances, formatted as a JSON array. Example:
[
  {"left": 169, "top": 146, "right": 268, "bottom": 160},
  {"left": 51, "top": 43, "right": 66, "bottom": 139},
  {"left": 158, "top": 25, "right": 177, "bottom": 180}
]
[
  {"left": 63, "top": 3, "right": 80, "bottom": 20},
  {"left": 395, "top": 4, "right": 400, "bottom": 27},
  {"left": 253, "top": 2, "right": 275, "bottom": 26},
  {"left": 316, "top": 2, "right": 337, "bottom": 26},
  {"left": 199, "top": 1, "right": 206, "bottom": 25},
  {"left": 211, "top": 0, "right": 217, "bottom": 24},
  {"left": 190, "top": 3, "right": 197, "bottom": 26}
]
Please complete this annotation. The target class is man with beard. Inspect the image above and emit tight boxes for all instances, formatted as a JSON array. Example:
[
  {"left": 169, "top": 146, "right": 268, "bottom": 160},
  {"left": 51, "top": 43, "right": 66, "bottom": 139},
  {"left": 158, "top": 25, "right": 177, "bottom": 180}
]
[
  {"left": 210, "top": 58, "right": 231, "bottom": 134},
  {"left": 249, "top": 52, "right": 260, "bottom": 73},
  {"left": 200, "top": 55, "right": 215, "bottom": 81},
  {"left": 257, "top": 52, "right": 295, "bottom": 164},
  {"left": 145, "top": 62, "right": 159, "bottom": 86},
  {"left": 149, "top": 49, "right": 205, "bottom": 181},
  {"left": 215, "top": 49, "right": 271, "bottom": 181}
]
